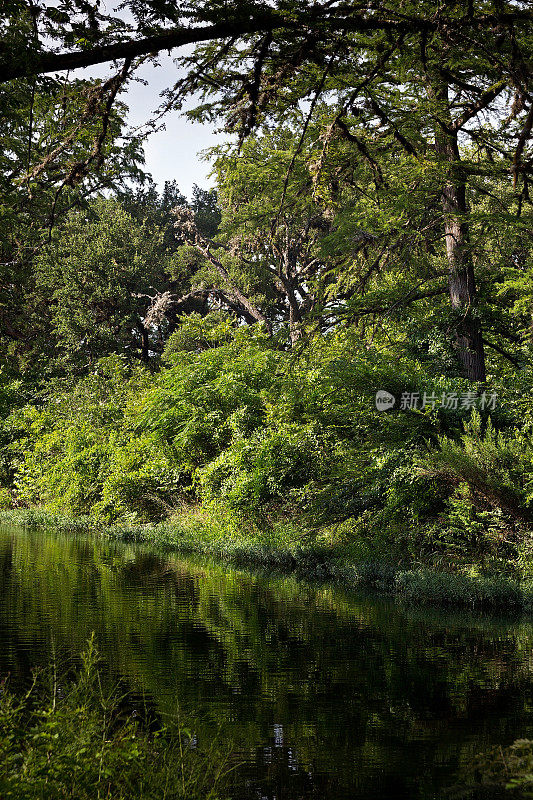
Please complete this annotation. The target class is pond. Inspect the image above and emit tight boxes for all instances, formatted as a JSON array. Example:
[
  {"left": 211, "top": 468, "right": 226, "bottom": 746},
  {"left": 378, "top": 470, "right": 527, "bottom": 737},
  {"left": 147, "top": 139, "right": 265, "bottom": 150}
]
[{"left": 1, "top": 524, "right": 532, "bottom": 799}]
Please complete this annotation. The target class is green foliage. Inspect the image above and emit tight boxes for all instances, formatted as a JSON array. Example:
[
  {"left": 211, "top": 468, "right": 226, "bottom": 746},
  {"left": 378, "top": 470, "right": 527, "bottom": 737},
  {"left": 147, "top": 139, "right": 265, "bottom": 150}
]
[
  {"left": 0, "top": 321, "right": 486, "bottom": 538},
  {"left": 4, "top": 310, "right": 533, "bottom": 597},
  {"left": 423, "top": 411, "right": 533, "bottom": 523},
  {"left": 141, "top": 325, "right": 439, "bottom": 522},
  {"left": 466, "top": 738, "right": 533, "bottom": 796},
  {"left": 162, "top": 312, "right": 236, "bottom": 356},
  {"left": 0, "top": 488, "right": 13, "bottom": 509},
  {"left": 420, "top": 484, "right": 514, "bottom": 570},
  {"left": 0, "top": 638, "right": 229, "bottom": 800},
  {"left": 2, "top": 0, "right": 533, "bottom": 590},
  {"left": 34, "top": 198, "right": 171, "bottom": 367},
  {"left": 8, "top": 356, "right": 172, "bottom": 521},
  {"left": 0, "top": 61, "right": 147, "bottom": 374},
  {"left": 0, "top": 369, "right": 28, "bottom": 488},
  {"left": 395, "top": 569, "right": 523, "bottom": 611}
]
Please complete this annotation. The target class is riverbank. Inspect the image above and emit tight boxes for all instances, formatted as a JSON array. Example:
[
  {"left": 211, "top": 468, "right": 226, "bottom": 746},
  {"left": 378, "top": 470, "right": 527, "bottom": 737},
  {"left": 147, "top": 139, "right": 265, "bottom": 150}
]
[{"left": 2, "top": 507, "right": 532, "bottom": 615}]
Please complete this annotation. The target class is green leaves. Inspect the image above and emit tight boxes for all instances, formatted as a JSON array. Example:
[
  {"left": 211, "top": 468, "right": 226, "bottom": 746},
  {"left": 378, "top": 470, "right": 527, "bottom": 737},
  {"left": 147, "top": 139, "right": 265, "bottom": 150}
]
[
  {"left": 0, "top": 639, "right": 229, "bottom": 800},
  {"left": 6, "top": 324, "right": 444, "bottom": 525},
  {"left": 423, "top": 410, "right": 533, "bottom": 524},
  {"left": 34, "top": 198, "right": 170, "bottom": 368}
]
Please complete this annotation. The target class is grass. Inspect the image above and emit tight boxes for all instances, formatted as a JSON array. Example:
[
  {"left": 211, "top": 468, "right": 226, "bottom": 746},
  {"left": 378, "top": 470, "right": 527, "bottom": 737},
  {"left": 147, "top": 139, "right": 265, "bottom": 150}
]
[
  {"left": 0, "top": 635, "right": 233, "bottom": 800},
  {"left": 3, "top": 507, "right": 533, "bottom": 616}
]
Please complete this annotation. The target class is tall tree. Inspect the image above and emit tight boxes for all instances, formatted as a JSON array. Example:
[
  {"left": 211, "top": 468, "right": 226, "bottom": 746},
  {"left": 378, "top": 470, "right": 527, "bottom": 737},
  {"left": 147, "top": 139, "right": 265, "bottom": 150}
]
[
  {"left": 34, "top": 198, "right": 169, "bottom": 367},
  {"left": 181, "top": 0, "right": 533, "bottom": 379},
  {"left": 0, "top": 69, "right": 145, "bottom": 371},
  {"left": 3, "top": 1, "right": 533, "bottom": 378}
]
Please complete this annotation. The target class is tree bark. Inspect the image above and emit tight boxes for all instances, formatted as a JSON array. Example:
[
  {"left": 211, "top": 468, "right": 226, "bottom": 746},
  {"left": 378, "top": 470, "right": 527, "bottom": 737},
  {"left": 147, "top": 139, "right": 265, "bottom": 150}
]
[
  {"left": 433, "top": 84, "right": 486, "bottom": 381},
  {"left": 278, "top": 251, "right": 303, "bottom": 345},
  {"left": 137, "top": 321, "right": 150, "bottom": 363}
]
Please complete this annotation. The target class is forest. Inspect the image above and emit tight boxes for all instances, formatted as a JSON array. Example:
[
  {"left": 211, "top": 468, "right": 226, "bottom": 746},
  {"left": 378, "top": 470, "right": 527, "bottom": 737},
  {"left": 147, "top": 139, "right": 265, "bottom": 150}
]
[{"left": 1, "top": 0, "right": 533, "bottom": 606}]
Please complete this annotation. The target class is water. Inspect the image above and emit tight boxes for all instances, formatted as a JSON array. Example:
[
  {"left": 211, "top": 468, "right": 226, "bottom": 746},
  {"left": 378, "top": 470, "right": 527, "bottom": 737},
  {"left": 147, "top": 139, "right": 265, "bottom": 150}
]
[{"left": 1, "top": 525, "right": 532, "bottom": 799}]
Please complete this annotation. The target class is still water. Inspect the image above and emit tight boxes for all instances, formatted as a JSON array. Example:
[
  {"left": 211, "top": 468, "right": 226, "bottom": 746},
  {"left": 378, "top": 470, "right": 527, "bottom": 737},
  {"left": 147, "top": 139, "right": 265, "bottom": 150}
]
[{"left": 1, "top": 525, "right": 533, "bottom": 799}]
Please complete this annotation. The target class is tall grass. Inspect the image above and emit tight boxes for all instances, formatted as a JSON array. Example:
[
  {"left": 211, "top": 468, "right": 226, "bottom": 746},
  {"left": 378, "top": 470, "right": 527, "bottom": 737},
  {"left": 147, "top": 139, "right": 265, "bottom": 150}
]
[{"left": 0, "top": 636, "right": 233, "bottom": 800}]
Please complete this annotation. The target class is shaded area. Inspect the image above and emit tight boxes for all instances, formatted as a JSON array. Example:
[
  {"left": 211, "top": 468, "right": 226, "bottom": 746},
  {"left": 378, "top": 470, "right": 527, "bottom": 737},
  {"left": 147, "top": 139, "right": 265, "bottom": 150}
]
[{"left": 0, "top": 525, "right": 531, "bottom": 799}]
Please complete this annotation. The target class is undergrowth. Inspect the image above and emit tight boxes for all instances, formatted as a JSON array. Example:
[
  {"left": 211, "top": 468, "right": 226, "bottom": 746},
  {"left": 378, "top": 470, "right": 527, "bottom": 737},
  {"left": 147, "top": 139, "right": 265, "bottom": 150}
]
[{"left": 0, "top": 636, "right": 232, "bottom": 800}]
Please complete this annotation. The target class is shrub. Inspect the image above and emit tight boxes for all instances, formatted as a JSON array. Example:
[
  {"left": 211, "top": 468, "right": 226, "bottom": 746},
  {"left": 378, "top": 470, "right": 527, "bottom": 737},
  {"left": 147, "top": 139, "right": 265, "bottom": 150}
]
[
  {"left": 0, "top": 487, "right": 13, "bottom": 509},
  {"left": 465, "top": 737, "right": 533, "bottom": 796},
  {"left": 9, "top": 321, "right": 530, "bottom": 567},
  {"left": 354, "top": 560, "right": 398, "bottom": 590},
  {"left": 422, "top": 410, "right": 533, "bottom": 524}
]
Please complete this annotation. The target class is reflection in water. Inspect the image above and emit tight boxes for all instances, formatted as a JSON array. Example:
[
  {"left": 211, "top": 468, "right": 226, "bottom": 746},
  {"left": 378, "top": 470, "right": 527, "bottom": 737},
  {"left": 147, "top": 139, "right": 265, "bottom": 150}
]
[{"left": 0, "top": 525, "right": 532, "bottom": 799}]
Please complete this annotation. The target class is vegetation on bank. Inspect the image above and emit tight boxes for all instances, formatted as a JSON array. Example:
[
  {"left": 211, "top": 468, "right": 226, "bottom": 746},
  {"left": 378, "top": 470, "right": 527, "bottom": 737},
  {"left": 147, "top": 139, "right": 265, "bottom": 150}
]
[
  {"left": 0, "top": 637, "right": 230, "bottom": 800},
  {"left": 2, "top": 313, "right": 533, "bottom": 614},
  {"left": 2, "top": 503, "right": 533, "bottom": 615},
  {"left": 2, "top": 312, "right": 533, "bottom": 614},
  {"left": 1, "top": 1, "right": 533, "bottom": 617}
]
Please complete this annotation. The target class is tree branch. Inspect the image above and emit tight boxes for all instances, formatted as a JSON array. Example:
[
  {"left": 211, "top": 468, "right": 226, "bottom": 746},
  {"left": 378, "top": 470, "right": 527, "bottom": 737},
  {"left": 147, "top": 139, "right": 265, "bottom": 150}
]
[
  {"left": 173, "top": 207, "right": 271, "bottom": 333},
  {"left": 512, "top": 102, "right": 533, "bottom": 188},
  {"left": 4, "top": 8, "right": 531, "bottom": 84},
  {"left": 451, "top": 80, "right": 507, "bottom": 131},
  {"left": 482, "top": 337, "right": 521, "bottom": 367},
  {"left": 0, "top": 16, "right": 278, "bottom": 83}
]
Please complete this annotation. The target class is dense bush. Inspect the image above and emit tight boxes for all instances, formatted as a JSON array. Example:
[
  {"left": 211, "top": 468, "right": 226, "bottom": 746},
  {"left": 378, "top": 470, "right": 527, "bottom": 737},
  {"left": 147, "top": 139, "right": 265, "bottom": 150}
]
[
  {"left": 4, "top": 322, "right": 437, "bottom": 524},
  {"left": 423, "top": 411, "right": 533, "bottom": 524},
  {"left": 465, "top": 738, "right": 533, "bottom": 796},
  {"left": 2, "top": 315, "right": 533, "bottom": 579}
]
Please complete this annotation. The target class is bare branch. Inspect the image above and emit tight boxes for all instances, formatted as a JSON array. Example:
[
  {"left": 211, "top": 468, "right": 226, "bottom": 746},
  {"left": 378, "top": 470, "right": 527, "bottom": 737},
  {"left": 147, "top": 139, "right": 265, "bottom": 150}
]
[{"left": 173, "top": 207, "right": 271, "bottom": 333}]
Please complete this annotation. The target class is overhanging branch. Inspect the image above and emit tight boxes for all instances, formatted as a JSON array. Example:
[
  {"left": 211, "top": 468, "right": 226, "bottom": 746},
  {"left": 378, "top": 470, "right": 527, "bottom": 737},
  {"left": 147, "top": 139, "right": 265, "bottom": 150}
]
[{"left": 3, "top": 7, "right": 532, "bottom": 85}]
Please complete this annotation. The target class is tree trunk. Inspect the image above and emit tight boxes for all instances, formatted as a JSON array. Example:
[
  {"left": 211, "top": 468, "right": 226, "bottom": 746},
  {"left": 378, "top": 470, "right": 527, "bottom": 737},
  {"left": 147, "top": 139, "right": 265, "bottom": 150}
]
[
  {"left": 201, "top": 248, "right": 272, "bottom": 335},
  {"left": 433, "top": 85, "right": 486, "bottom": 381},
  {"left": 283, "top": 247, "right": 303, "bottom": 345}
]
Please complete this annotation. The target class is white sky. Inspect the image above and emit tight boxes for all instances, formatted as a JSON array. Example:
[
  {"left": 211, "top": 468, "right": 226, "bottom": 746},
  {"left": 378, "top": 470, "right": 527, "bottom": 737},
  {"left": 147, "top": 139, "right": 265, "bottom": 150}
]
[
  {"left": 43, "top": 0, "right": 225, "bottom": 199},
  {"left": 82, "top": 53, "right": 223, "bottom": 199},
  {"left": 124, "top": 55, "right": 222, "bottom": 197}
]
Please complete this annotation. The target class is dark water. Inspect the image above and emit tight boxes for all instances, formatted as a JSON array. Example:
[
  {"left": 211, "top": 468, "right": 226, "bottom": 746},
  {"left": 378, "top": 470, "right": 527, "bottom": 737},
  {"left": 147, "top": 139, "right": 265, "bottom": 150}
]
[{"left": 1, "top": 525, "right": 532, "bottom": 799}]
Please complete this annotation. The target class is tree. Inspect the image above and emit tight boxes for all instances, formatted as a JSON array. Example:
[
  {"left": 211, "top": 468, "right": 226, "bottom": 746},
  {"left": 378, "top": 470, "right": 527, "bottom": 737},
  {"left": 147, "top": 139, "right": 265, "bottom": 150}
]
[
  {"left": 207, "top": 129, "right": 335, "bottom": 343},
  {"left": 28, "top": 185, "right": 225, "bottom": 372},
  {"left": 3, "top": 1, "right": 533, "bottom": 378},
  {"left": 34, "top": 198, "right": 171, "bottom": 367},
  {"left": 1, "top": 2, "right": 531, "bottom": 85},
  {"left": 0, "top": 64, "right": 146, "bottom": 372},
  {"left": 182, "top": 0, "right": 533, "bottom": 379}
]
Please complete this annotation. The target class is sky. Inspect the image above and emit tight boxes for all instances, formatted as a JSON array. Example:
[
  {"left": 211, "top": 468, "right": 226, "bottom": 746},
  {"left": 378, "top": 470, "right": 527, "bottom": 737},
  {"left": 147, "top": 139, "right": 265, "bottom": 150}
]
[
  {"left": 123, "top": 55, "right": 223, "bottom": 198},
  {"left": 83, "top": 53, "right": 224, "bottom": 199}
]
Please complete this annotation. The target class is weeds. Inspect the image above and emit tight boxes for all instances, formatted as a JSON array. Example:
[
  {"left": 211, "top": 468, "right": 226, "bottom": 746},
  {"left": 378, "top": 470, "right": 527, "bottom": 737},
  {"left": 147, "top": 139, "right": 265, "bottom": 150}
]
[{"left": 0, "top": 636, "right": 232, "bottom": 800}]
